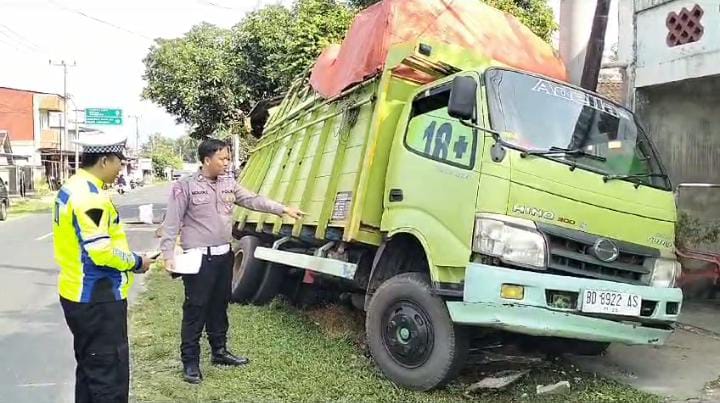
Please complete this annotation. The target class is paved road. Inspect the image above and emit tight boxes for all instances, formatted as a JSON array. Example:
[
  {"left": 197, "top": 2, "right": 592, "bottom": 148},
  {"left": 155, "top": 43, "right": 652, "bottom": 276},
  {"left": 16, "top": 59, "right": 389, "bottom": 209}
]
[{"left": 0, "top": 183, "right": 170, "bottom": 403}]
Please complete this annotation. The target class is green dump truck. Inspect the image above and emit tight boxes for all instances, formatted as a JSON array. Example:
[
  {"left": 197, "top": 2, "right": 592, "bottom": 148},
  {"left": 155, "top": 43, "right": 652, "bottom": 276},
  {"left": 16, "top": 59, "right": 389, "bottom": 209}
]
[{"left": 230, "top": 41, "right": 683, "bottom": 390}]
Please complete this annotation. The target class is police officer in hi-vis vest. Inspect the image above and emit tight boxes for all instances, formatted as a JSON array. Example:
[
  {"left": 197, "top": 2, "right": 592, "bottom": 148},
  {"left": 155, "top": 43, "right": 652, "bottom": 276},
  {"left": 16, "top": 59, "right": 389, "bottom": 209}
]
[
  {"left": 54, "top": 134, "right": 154, "bottom": 403},
  {"left": 160, "top": 138, "right": 303, "bottom": 384}
]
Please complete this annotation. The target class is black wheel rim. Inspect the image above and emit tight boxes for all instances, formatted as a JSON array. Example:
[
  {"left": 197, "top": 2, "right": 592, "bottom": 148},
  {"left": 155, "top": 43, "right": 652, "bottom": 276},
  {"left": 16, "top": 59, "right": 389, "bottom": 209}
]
[{"left": 381, "top": 300, "right": 434, "bottom": 368}]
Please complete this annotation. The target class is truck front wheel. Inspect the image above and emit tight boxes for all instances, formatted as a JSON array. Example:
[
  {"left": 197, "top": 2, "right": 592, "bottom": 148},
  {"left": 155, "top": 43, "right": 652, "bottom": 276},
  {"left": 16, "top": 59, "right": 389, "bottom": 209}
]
[{"left": 366, "top": 272, "right": 468, "bottom": 391}]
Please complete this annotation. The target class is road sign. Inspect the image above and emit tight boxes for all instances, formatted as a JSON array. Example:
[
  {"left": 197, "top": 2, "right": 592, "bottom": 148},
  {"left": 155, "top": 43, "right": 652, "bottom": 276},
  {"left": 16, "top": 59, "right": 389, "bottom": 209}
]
[{"left": 85, "top": 108, "right": 123, "bottom": 125}]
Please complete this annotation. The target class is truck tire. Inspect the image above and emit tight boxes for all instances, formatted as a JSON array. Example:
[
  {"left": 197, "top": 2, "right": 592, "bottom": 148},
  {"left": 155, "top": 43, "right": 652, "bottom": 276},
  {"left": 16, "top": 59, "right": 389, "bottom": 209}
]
[
  {"left": 366, "top": 272, "right": 468, "bottom": 391},
  {"left": 0, "top": 201, "right": 7, "bottom": 221},
  {"left": 231, "top": 236, "right": 266, "bottom": 304},
  {"left": 251, "top": 263, "right": 286, "bottom": 305}
]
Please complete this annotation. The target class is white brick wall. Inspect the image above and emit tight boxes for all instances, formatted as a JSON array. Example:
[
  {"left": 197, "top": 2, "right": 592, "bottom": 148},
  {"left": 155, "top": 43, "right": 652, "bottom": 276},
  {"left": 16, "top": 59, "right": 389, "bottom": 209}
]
[{"left": 634, "top": 0, "right": 720, "bottom": 87}]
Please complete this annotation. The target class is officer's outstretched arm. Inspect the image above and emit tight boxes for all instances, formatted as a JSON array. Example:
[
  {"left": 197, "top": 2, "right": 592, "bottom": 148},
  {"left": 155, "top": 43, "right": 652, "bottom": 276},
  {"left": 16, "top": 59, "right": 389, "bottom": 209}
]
[
  {"left": 233, "top": 182, "right": 285, "bottom": 216},
  {"left": 73, "top": 197, "right": 141, "bottom": 272}
]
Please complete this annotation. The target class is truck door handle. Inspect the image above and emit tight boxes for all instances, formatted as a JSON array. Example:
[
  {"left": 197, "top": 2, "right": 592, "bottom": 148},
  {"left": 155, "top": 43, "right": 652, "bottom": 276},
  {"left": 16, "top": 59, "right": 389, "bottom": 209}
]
[{"left": 389, "top": 189, "right": 403, "bottom": 202}]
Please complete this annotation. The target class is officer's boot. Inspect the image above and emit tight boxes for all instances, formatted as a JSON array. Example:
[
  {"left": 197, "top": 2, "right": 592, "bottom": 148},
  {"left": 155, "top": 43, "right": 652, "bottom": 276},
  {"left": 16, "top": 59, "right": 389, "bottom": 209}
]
[
  {"left": 211, "top": 347, "right": 250, "bottom": 366},
  {"left": 183, "top": 362, "right": 202, "bottom": 384}
]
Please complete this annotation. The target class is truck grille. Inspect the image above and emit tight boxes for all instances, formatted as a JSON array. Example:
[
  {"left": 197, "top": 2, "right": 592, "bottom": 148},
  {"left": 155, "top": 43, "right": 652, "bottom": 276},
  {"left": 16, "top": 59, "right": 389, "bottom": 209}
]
[{"left": 538, "top": 223, "right": 659, "bottom": 285}]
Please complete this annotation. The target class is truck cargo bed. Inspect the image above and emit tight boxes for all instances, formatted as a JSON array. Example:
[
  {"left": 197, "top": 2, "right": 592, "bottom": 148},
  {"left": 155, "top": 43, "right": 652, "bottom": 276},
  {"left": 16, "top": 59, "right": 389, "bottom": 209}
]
[{"left": 236, "top": 75, "right": 386, "bottom": 245}]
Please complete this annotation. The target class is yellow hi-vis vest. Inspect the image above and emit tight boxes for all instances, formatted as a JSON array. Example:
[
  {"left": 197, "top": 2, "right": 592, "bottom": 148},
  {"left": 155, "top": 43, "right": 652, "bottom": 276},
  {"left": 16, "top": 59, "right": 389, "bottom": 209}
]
[{"left": 53, "top": 169, "right": 141, "bottom": 303}]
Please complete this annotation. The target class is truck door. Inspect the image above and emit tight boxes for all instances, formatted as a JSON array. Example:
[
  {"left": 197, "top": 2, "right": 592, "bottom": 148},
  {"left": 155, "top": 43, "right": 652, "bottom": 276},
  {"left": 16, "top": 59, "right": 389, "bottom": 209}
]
[{"left": 383, "top": 75, "right": 483, "bottom": 273}]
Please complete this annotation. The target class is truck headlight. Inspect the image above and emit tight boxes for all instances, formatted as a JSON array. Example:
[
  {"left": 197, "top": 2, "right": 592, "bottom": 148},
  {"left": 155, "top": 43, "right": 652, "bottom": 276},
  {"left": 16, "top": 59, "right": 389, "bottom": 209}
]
[
  {"left": 473, "top": 216, "right": 547, "bottom": 269},
  {"left": 649, "top": 258, "right": 681, "bottom": 288}
]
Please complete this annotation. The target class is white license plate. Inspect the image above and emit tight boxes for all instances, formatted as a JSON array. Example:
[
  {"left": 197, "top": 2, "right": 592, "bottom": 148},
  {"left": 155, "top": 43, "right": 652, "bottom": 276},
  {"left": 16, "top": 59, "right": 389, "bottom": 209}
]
[{"left": 581, "top": 290, "right": 642, "bottom": 316}]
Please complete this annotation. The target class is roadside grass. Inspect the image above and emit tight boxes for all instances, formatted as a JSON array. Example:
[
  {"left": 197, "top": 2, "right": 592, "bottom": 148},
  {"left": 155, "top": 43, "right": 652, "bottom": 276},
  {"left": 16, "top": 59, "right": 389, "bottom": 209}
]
[
  {"left": 6, "top": 181, "right": 168, "bottom": 219},
  {"left": 10, "top": 195, "right": 54, "bottom": 216},
  {"left": 130, "top": 270, "right": 661, "bottom": 402}
]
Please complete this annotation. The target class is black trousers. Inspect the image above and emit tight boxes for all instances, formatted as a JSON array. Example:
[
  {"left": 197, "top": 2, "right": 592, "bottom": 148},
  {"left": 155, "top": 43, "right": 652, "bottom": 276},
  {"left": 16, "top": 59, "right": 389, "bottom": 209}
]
[
  {"left": 60, "top": 297, "right": 129, "bottom": 403},
  {"left": 180, "top": 251, "right": 233, "bottom": 364}
]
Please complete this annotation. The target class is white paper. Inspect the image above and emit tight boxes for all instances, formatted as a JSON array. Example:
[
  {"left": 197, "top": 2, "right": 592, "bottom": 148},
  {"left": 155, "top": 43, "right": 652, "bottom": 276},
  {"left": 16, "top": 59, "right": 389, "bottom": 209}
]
[
  {"left": 171, "top": 250, "right": 203, "bottom": 274},
  {"left": 139, "top": 204, "right": 154, "bottom": 225}
]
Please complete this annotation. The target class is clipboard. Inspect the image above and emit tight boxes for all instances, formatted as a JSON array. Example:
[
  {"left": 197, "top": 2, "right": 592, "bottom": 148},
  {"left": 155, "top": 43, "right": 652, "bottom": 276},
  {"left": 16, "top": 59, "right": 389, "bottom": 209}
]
[{"left": 170, "top": 249, "right": 203, "bottom": 274}]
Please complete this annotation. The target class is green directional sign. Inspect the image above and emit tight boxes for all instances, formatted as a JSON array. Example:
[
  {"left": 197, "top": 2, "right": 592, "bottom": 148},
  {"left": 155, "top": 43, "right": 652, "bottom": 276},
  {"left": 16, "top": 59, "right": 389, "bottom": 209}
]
[{"left": 85, "top": 108, "right": 123, "bottom": 125}]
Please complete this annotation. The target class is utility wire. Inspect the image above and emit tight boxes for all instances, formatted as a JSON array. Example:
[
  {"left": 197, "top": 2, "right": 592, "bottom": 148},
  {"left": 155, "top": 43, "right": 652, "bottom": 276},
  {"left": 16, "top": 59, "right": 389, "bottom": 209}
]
[
  {"left": 0, "top": 33, "right": 41, "bottom": 55},
  {"left": 196, "top": 0, "right": 241, "bottom": 10},
  {"left": 47, "top": 0, "right": 153, "bottom": 41},
  {"left": 0, "top": 24, "right": 44, "bottom": 53}
]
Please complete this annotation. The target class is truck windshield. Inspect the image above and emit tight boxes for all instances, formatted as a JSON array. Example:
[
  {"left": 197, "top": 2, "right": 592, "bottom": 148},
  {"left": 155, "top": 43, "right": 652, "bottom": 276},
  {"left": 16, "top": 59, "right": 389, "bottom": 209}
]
[{"left": 485, "top": 69, "right": 670, "bottom": 190}]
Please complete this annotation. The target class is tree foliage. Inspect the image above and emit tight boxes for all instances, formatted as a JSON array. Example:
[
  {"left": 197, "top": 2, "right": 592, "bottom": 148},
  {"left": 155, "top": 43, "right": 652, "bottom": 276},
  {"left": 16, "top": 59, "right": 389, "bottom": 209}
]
[
  {"left": 282, "top": 0, "right": 354, "bottom": 82},
  {"left": 142, "top": 0, "right": 353, "bottom": 139},
  {"left": 230, "top": 5, "right": 294, "bottom": 102},
  {"left": 346, "top": 0, "right": 379, "bottom": 9},
  {"left": 142, "top": 23, "right": 245, "bottom": 138},
  {"left": 142, "top": 0, "right": 556, "bottom": 140},
  {"left": 676, "top": 211, "right": 720, "bottom": 250},
  {"left": 175, "top": 135, "right": 201, "bottom": 163},
  {"left": 143, "top": 134, "right": 184, "bottom": 176},
  {"left": 484, "top": 0, "right": 556, "bottom": 42}
]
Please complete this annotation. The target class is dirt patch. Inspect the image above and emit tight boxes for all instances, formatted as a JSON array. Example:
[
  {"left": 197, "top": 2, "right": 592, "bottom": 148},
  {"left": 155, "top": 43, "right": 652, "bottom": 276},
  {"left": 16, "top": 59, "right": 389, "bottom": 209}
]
[{"left": 304, "top": 304, "right": 365, "bottom": 345}]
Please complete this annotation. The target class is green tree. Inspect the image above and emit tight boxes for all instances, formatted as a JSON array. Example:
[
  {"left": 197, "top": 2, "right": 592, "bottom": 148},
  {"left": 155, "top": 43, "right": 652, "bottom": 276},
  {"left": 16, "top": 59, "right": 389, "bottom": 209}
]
[
  {"left": 346, "top": 0, "right": 556, "bottom": 42},
  {"left": 142, "top": 133, "right": 184, "bottom": 176},
  {"left": 143, "top": 0, "right": 353, "bottom": 140},
  {"left": 228, "top": 0, "right": 353, "bottom": 101},
  {"left": 281, "top": 0, "right": 354, "bottom": 84},
  {"left": 230, "top": 5, "right": 295, "bottom": 101},
  {"left": 175, "top": 135, "right": 201, "bottom": 163},
  {"left": 484, "top": 0, "right": 556, "bottom": 42},
  {"left": 151, "top": 152, "right": 183, "bottom": 177},
  {"left": 346, "top": 0, "right": 378, "bottom": 8},
  {"left": 142, "top": 23, "right": 247, "bottom": 138}
]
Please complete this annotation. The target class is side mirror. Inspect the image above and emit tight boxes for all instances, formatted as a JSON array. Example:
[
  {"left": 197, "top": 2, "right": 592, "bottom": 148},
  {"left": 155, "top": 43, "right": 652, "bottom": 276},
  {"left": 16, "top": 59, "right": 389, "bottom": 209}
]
[{"left": 448, "top": 76, "right": 477, "bottom": 121}]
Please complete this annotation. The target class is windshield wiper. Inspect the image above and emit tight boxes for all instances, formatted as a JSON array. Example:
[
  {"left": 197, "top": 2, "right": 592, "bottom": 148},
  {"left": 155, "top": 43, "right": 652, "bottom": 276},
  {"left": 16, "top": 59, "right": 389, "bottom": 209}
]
[
  {"left": 602, "top": 173, "right": 669, "bottom": 183},
  {"left": 521, "top": 146, "right": 607, "bottom": 162}
]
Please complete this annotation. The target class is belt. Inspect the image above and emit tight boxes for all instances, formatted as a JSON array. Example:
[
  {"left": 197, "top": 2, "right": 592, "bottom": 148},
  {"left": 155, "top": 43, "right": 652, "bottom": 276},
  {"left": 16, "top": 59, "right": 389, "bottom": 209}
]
[{"left": 185, "top": 244, "right": 231, "bottom": 256}]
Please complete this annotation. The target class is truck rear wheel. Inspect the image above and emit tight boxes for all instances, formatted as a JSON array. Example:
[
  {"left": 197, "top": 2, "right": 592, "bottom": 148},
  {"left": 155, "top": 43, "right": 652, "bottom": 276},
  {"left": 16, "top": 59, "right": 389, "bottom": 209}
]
[
  {"left": 366, "top": 272, "right": 468, "bottom": 391},
  {"left": 251, "top": 263, "right": 286, "bottom": 305},
  {"left": 231, "top": 236, "right": 266, "bottom": 304}
]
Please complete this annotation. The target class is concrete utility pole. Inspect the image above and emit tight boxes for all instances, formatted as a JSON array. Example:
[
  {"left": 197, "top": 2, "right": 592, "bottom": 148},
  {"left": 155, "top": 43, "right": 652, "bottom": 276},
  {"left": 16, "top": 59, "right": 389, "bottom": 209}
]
[
  {"left": 559, "top": 0, "right": 596, "bottom": 86},
  {"left": 581, "top": 0, "right": 612, "bottom": 91},
  {"left": 67, "top": 99, "right": 83, "bottom": 172},
  {"left": 49, "top": 60, "right": 76, "bottom": 182},
  {"left": 72, "top": 106, "right": 89, "bottom": 172},
  {"left": 128, "top": 115, "right": 141, "bottom": 152},
  {"left": 75, "top": 108, "right": 79, "bottom": 171},
  {"left": 63, "top": 96, "right": 83, "bottom": 173}
]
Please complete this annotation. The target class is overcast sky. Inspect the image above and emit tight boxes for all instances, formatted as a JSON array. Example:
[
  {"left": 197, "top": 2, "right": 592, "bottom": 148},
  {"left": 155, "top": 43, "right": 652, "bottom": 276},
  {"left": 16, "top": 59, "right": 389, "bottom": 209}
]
[{"left": 0, "top": 0, "right": 617, "bottom": 147}]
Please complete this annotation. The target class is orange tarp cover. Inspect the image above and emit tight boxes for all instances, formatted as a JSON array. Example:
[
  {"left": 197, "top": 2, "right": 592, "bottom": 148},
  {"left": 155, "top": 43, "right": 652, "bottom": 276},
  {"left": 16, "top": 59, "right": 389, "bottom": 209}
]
[{"left": 310, "top": 0, "right": 567, "bottom": 98}]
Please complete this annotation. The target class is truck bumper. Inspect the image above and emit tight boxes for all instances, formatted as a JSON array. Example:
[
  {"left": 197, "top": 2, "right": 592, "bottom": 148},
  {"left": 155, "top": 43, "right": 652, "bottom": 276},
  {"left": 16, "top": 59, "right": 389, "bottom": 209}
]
[{"left": 446, "top": 263, "right": 683, "bottom": 345}]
